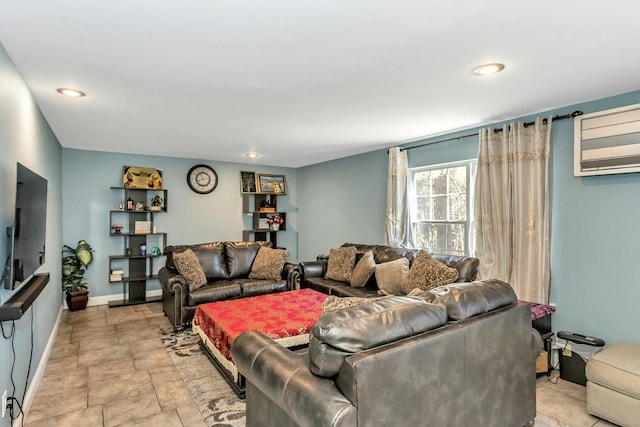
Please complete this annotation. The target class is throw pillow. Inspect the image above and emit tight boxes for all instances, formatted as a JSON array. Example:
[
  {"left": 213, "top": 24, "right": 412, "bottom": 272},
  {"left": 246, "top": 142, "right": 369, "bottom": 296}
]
[
  {"left": 401, "top": 250, "right": 459, "bottom": 294},
  {"left": 325, "top": 246, "right": 357, "bottom": 282},
  {"left": 350, "top": 250, "right": 376, "bottom": 287},
  {"left": 322, "top": 295, "right": 385, "bottom": 312},
  {"left": 375, "top": 257, "right": 410, "bottom": 296},
  {"left": 173, "top": 248, "right": 207, "bottom": 292},
  {"left": 248, "top": 247, "right": 289, "bottom": 280}
]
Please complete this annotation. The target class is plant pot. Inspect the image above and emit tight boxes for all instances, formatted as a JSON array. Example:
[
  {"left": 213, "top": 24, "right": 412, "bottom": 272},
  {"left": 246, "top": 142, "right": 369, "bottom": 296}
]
[
  {"left": 270, "top": 224, "right": 280, "bottom": 231},
  {"left": 66, "top": 290, "right": 89, "bottom": 311}
]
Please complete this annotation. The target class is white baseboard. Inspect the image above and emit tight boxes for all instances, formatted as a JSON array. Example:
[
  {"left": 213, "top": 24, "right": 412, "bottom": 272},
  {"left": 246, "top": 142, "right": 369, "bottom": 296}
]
[
  {"left": 18, "top": 303, "right": 64, "bottom": 426},
  {"left": 63, "top": 289, "right": 163, "bottom": 310}
]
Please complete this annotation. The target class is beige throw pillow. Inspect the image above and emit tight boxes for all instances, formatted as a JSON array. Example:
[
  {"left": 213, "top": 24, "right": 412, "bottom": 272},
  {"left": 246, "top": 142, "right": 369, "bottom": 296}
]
[
  {"left": 249, "top": 247, "right": 289, "bottom": 280},
  {"left": 325, "top": 246, "right": 357, "bottom": 282},
  {"left": 322, "top": 295, "right": 385, "bottom": 312},
  {"left": 173, "top": 249, "right": 207, "bottom": 292},
  {"left": 375, "top": 257, "right": 410, "bottom": 296},
  {"left": 401, "top": 250, "right": 459, "bottom": 294},
  {"left": 350, "top": 250, "right": 376, "bottom": 287}
]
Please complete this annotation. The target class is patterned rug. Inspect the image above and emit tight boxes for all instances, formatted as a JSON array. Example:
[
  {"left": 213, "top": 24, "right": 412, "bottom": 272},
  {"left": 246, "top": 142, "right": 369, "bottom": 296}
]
[{"left": 160, "top": 327, "right": 246, "bottom": 427}]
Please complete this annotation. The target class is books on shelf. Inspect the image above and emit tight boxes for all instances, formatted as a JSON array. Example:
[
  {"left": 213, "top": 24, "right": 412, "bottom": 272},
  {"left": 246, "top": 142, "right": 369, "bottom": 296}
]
[{"left": 110, "top": 269, "right": 124, "bottom": 282}]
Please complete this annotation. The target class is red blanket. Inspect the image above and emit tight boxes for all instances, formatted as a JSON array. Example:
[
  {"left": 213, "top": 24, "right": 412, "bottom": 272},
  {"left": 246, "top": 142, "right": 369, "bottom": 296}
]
[
  {"left": 518, "top": 300, "right": 556, "bottom": 320},
  {"left": 194, "top": 289, "right": 328, "bottom": 361}
]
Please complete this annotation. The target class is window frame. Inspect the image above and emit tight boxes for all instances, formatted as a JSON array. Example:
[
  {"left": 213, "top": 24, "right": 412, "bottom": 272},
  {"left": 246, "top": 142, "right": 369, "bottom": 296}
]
[{"left": 408, "top": 159, "right": 476, "bottom": 256}]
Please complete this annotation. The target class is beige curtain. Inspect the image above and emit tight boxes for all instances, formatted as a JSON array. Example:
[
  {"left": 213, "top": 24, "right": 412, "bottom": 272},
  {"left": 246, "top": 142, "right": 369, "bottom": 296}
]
[
  {"left": 474, "top": 117, "right": 551, "bottom": 303},
  {"left": 385, "top": 147, "right": 409, "bottom": 247}
]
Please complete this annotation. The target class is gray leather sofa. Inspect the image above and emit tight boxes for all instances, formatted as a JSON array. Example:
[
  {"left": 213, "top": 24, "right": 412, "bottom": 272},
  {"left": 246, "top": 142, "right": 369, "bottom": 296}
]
[
  {"left": 158, "top": 241, "right": 295, "bottom": 331},
  {"left": 293, "top": 242, "right": 480, "bottom": 297},
  {"left": 231, "top": 280, "right": 541, "bottom": 427}
]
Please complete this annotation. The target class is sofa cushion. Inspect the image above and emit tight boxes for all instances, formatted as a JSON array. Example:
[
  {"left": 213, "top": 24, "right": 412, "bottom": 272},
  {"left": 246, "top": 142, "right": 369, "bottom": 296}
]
[
  {"left": 350, "top": 250, "right": 376, "bottom": 288},
  {"left": 401, "top": 250, "right": 459, "bottom": 294},
  {"left": 424, "top": 280, "right": 517, "bottom": 321},
  {"left": 187, "top": 281, "right": 242, "bottom": 306},
  {"left": 249, "top": 247, "right": 289, "bottom": 280},
  {"left": 309, "top": 297, "right": 448, "bottom": 378},
  {"left": 325, "top": 246, "right": 357, "bottom": 282},
  {"left": 432, "top": 254, "right": 479, "bottom": 282},
  {"left": 235, "top": 278, "right": 288, "bottom": 298},
  {"left": 226, "top": 241, "right": 271, "bottom": 278},
  {"left": 330, "top": 285, "right": 380, "bottom": 298},
  {"left": 172, "top": 249, "right": 207, "bottom": 291},
  {"left": 166, "top": 242, "right": 230, "bottom": 280},
  {"left": 375, "top": 258, "right": 410, "bottom": 296}
]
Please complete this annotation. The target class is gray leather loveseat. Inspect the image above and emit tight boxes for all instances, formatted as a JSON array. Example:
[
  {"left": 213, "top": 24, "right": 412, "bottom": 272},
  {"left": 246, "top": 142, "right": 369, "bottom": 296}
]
[
  {"left": 158, "top": 241, "right": 295, "bottom": 331},
  {"left": 231, "top": 280, "right": 541, "bottom": 427}
]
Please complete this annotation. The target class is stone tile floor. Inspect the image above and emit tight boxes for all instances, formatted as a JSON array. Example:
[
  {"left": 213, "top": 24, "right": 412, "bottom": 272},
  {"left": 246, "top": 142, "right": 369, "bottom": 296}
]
[
  {"left": 535, "top": 370, "right": 619, "bottom": 427},
  {"left": 24, "top": 303, "right": 206, "bottom": 427},
  {"left": 23, "top": 302, "right": 620, "bottom": 426}
]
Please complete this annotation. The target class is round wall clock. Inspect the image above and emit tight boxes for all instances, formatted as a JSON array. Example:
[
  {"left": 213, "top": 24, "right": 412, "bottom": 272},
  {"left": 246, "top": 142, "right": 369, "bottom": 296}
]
[{"left": 187, "top": 164, "right": 218, "bottom": 194}]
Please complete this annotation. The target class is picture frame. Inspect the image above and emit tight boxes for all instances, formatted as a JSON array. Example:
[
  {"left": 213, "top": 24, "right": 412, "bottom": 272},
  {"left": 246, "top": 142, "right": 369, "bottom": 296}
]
[
  {"left": 240, "top": 171, "right": 258, "bottom": 194},
  {"left": 257, "top": 174, "right": 287, "bottom": 195},
  {"left": 122, "top": 165, "right": 163, "bottom": 189}
]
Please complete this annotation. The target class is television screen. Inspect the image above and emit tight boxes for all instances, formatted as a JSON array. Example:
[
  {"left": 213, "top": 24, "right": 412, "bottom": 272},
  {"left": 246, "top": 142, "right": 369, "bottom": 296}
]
[{"left": 4, "top": 163, "right": 47, "bottom": 290}]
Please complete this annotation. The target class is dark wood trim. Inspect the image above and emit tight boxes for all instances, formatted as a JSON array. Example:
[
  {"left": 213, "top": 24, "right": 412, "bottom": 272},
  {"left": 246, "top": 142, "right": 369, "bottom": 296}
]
[{"left": 0, "top": 273, "right": 50, "bottom": 321}]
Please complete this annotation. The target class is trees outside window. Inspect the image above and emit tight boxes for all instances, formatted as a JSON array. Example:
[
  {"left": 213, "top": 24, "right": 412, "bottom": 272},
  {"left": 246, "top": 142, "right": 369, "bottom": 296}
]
[{"left": 409, "top": 161, "right": 475, "bottom": 255}]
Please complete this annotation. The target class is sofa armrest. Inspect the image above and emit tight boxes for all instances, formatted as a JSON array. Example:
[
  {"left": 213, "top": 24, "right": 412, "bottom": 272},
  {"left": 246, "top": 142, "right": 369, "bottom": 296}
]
[
  {"left": 282, "top": 262, "right": 296, "bottom": 290},
  {"left": 158, "top": 267, "right": 187, "bottom": 295},
  {"left": 231, "top": 331, "right": 356, "bottom": 427},
  {"left": 298, "top": 261, "right": 327, "bottom": 287}
]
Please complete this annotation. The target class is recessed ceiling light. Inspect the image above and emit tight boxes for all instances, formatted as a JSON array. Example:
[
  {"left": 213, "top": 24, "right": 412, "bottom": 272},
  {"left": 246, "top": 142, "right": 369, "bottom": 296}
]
[
  {"left": 245, "top": 153, "right": 259, "bottom": 158},
  {"left": 473, "top": 63, "right": 505, "bottom": 76},
  {"left": 57, "top": 88, "right": 86, "bottom": 97}
]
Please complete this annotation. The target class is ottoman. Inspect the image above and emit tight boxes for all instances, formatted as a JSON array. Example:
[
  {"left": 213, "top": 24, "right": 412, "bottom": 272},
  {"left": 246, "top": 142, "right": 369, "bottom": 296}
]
[{"left": 585, "top": 343, "right": 640, "bottom": 427}]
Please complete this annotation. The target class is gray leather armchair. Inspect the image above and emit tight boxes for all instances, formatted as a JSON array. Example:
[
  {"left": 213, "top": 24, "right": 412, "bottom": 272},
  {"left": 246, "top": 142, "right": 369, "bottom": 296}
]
[{"left": 232, "top": 280, "right": 540, "bottom": 427}]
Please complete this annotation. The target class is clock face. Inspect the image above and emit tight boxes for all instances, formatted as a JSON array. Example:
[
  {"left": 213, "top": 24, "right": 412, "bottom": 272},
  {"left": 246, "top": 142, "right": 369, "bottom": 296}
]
[{"left": 187, "top": 164, "right": 218, "bottom": 194}]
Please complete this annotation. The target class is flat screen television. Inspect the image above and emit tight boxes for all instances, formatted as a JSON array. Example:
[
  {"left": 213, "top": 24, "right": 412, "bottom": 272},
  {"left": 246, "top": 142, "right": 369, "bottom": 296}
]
[{"left": 3, "top": 163, "right": 48, "bottom": 290}]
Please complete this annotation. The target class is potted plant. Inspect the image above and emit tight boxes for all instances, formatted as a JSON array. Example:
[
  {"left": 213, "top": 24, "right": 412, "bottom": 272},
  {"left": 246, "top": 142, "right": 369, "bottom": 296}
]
[
  {"left": 266, "top": 215, "right": 284, "bottom": 231},
  {"left": 62, "top": 239, "right": 94, "bottom": 311}
]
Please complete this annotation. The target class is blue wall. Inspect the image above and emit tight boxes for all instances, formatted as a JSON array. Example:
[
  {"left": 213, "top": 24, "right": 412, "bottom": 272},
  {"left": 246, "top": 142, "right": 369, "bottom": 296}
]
[
  {"left": 0, "top": 42, "right": 63, "bottom": 427},
  {"left": 61, "top": 149, "right": 297, "bottom": 302},
  {"left": 297, "top": 149, "right": 387, "bottom": 260},
  {"left": 298, "top": 90, "right": 640, "bottom": 346}
]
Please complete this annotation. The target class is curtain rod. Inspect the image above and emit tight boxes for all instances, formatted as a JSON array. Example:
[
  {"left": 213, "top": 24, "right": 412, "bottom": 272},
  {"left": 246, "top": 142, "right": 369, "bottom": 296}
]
[{"left": 400, "top": 110, "right": 583, "bottom": 152}]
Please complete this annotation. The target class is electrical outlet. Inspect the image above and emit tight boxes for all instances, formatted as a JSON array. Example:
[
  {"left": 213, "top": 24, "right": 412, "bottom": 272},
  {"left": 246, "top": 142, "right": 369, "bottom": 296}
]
[{"left": 2, "top": 390, "right": 7, "bottom": 418}]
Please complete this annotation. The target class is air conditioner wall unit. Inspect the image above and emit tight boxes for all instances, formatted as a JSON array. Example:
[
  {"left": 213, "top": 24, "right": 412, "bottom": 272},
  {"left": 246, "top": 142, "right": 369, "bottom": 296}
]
[{"left": 574, "top": 103, "right": 640, "bottom": 176}]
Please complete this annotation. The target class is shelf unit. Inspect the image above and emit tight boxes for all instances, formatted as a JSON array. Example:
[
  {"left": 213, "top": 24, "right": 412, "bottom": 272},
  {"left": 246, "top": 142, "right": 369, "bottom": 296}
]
[
  {"left": 109, "top": 187, "right": 168, "bottom": 307},
  {"left": 242, "top": 193, "right": 286, "bottom": 248}
]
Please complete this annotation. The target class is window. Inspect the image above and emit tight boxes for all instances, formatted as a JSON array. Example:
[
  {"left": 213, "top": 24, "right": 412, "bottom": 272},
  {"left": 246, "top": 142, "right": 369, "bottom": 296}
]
[{"left": 409, "top": 160, "right": 475, "bottom": 256}]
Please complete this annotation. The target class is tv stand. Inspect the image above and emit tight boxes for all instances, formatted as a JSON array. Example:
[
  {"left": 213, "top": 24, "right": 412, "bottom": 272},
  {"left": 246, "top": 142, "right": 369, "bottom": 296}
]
[{"left": 0, "top": 273, "right": 50, "bottom": 321}]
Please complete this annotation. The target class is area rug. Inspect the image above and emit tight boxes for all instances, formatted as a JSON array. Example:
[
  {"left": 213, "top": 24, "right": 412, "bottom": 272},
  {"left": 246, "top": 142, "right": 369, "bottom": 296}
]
[{"left": 160, "top": 327, "right": 246, "bottom": 427}]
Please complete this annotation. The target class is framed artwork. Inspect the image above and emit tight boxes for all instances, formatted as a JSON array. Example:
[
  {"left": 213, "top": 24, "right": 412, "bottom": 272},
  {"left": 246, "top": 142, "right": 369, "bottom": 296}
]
[
  {"left": 240, "top": 171, "right": 257, "bottom": 194},
  {"left": 122, "top": 166, "right": 163, "bottom": 189},
  {"left": 257, "top": 173, "right": 287, "bottom": 195}
]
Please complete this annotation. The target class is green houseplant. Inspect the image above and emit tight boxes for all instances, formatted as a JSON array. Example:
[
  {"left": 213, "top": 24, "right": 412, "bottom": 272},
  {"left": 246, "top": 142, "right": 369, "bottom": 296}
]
[{"left": 62, "top": 239, "right": 94, "bottom": 311}]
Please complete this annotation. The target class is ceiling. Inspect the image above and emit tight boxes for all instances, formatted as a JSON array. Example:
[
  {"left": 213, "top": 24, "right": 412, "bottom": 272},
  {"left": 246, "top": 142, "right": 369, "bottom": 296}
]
[{"left": 1, "top": 1, "right": 639, "bottom": 168}]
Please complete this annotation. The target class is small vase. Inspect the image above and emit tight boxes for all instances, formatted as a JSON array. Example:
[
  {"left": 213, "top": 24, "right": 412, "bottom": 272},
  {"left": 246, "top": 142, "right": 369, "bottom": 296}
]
[{"left": 270, "top": 224, "right": 280, "bottom": 231}]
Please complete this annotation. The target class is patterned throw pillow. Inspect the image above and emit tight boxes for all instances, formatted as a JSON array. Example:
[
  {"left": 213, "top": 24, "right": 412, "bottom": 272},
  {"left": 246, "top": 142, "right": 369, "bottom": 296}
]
[
  {"left": 248, "top": 247, "right": 289, "bottom": 280},
  {"left": 173, "top": 248, "right": 207, "bottom": 292},
  {"left": 322, "top": 295, "right": 385, "bottom": 312},
  {"left": 325, "top": 246, "right": 357, "bottom": 282},
  {"left": 350, "top": 250, "right": 376, "bottom": 287},
  {"left": 401, "top": 250, "right": 459, "bottom": 294},
  {"left": 375, "top": 257, "right": 410, "bottom": 296}
]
